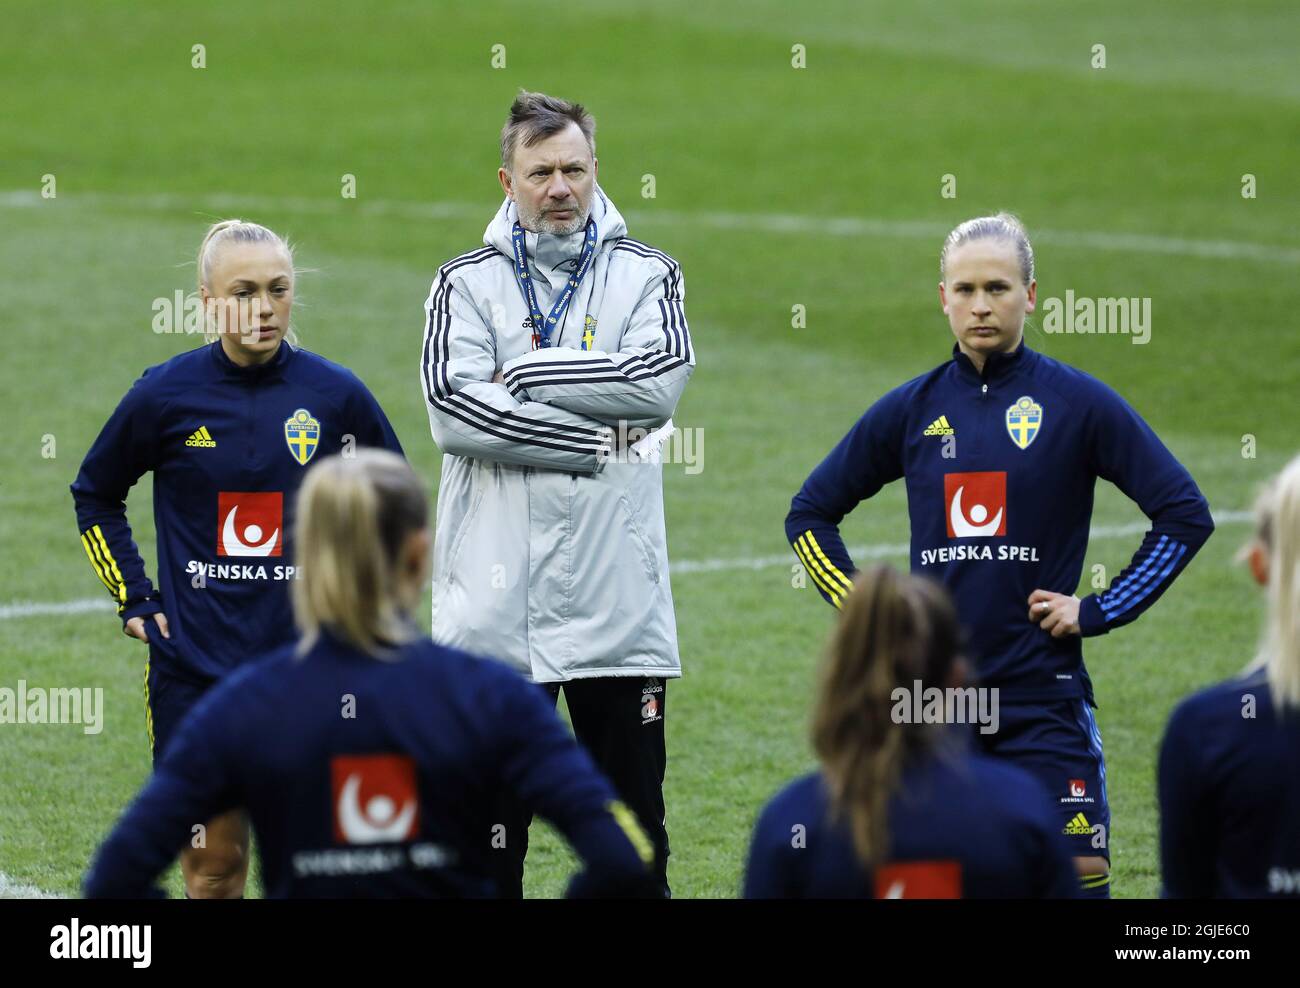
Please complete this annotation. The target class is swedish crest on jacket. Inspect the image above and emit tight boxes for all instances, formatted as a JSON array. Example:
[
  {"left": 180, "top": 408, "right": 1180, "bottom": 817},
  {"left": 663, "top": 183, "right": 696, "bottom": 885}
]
[{"left": 421, "top": 187, "right": 695, "bottom": 682}]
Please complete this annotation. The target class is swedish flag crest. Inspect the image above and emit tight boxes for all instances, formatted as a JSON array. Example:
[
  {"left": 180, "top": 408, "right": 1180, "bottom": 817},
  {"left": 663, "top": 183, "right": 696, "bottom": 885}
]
[
  {"left": 284, "top": 408, "right": 321, "bottom": 466},
  {"left": 1005, "top": 396, "right": 1043, "bottom": 450}
]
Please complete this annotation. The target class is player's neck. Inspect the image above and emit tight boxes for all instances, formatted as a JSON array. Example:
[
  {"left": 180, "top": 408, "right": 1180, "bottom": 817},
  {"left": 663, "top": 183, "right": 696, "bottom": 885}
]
[
  {"left": 218, "top": 334, "right": 280, "bottom": 368},
  {"left": 958, "top": 337, "right": 1023, "bottom": 377}
]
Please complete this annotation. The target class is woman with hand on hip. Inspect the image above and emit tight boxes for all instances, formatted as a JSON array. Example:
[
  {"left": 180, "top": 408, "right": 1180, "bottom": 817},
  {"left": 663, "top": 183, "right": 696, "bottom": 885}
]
[
  {"left": 786, "top": 213, "right": 1215, "bottom": 896},
  {"left": 72, "top": 220, "right": 403, "bottom": 897}
]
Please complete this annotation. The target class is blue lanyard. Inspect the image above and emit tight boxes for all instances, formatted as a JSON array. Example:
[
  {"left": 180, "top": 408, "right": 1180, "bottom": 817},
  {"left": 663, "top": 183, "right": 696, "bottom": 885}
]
[{"left": 511, "top": 218, "right": 598, "bottom": 349}]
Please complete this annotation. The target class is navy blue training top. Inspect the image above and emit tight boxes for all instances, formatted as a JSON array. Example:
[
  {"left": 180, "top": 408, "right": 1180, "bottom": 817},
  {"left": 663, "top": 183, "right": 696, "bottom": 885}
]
[
  {"left": 787, "top": 342, "right": 1214, "bottom": 701},
  {"left": 83, "top": 632, "right": 654, "bottom": 898},
  {"left": 1159, "top": 669, "right": 1300, "bottom": 898},
  {"left": 71, "top": 341, "right": 404, "bottom": 682},
  {"left": 744, "top": 745, "right": 1078, "bottom": 898}
]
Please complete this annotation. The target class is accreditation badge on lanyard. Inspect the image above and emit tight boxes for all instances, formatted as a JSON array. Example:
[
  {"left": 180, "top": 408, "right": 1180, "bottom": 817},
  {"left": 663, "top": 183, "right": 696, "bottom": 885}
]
[{"left": 511, "top": 218, "right": 599, "bottom": 350}]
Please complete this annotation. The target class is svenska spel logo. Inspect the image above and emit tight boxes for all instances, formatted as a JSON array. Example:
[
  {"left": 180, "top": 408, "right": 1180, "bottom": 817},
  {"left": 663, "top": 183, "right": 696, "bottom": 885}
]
[
  {"left": 874, "top": 860, "right": 962, "bottom": 899},
  {"left": 943, "top": 472, "right": 1007, "bottom": 538},
  {"left": 217, "top": 491, "right": 283, "bottom": 557},
  {"left": 331, "top": 754, "right": 420, "bottom": 844}
]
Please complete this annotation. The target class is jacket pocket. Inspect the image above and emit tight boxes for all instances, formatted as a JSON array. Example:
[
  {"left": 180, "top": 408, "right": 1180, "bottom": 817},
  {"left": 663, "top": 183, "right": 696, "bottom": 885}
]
[
  {"left": 618, "top": 493, "right": 660, "bottom": 585},
  {"left": 444, "top": 489, "right": 486, "bottom": 586}
]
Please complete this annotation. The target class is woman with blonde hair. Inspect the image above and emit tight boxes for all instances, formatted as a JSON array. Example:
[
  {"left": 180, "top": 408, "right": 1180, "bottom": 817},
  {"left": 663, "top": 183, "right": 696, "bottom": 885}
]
[
  {"left": 1159, "top": 453, "right": 1300, "bottom": 897},
  {"left": 744, "top": 565, "right": 1076, "bottom": 898},
  {"left": 84, "top": 451, "right": 656, "bottom": 898},
  {"left": 71, "top": 220, "right": 403, "bottom": 897},
  {"left": 785, "top": 213, "right": 1216, "bottom": 896}
]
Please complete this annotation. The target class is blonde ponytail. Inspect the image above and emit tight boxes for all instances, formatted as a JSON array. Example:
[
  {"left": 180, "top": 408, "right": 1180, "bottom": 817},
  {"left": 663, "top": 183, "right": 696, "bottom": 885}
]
[
  {"left": 292, "top": 450, "right": 429, "bottom": 658},
  {"left": 1246, "top": 454, "right": 1300, "bottom": 710}
]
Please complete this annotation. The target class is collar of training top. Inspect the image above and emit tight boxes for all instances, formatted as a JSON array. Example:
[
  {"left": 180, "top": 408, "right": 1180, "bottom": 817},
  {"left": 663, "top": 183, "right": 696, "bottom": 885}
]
[
  {"left": 950, "top": 339, "right": 1032, "bottom": 383},
  {"left": 209, "top": 338, "right": 294, "bottom": 379},
  {"left": 525, "top": 221, "right": 593, "bottom": 275}
]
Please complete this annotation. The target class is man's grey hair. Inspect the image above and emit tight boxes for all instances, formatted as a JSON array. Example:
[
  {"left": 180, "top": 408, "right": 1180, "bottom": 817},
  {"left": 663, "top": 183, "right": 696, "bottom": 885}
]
[{"left": 500, "top": 90, "right": 596, "bottom": 170}]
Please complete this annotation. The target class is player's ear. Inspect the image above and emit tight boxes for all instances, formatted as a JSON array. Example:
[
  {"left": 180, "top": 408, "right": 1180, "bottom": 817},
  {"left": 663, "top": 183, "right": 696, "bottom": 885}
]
[
  {"left": 1025, "top": 279, "right": 1037, "bottom": 312},
  {"left": 498, "top": 166, "right": 513, "bottom": 199},
  {"left": 403, "top": 529, "right": 430, "bottom": 576},
  {"left": 1247, "top": 541, "right": 1269, "bottom": 587},
  {"left": 938, "top": 281, "right": 949, "bottom": 314},
  {"left": 397, "top": 528, "right": 432, "bottom": 608},
  {"left": 200, "top": 287, "right": 218, "bottom": 332},
  {"left": 593, "top": 156, "right": 599, "bottom": 181}
]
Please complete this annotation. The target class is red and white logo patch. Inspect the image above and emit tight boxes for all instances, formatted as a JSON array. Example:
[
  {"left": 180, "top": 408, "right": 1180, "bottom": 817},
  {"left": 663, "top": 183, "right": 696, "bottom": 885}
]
[
  {"left": 875, "top": 861, "right": 962, "bottom": 899},
  {"left": 641, "top": 678, "right": 663, "bottom": 724},
  {"left": 331, "top": 754, "right": 420, "bottom": 845},
  {"left": 1069, "top": 779, "right": 1087, "bottom": 798},
  {"left": 943, "top": 472, "right": 1007, "bottom": 538},
  {"left": 217, "top": 491, "right": 283, "bottom": 557}
]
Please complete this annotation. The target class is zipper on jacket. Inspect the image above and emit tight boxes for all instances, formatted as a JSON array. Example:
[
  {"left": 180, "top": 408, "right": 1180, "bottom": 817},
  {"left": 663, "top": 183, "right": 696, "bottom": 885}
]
[
  {"left": 246, "top": 379, "right": 258, "bottom": 468},
  {"left": 969, "top": 380, "right": 990, "bottom": 457}
]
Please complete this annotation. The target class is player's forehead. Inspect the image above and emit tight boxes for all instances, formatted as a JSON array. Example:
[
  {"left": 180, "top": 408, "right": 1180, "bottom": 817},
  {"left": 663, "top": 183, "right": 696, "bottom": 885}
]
[
  {"left": 944, "top": 240, "right": 1022, "bottom": 284},
  {"left": 514, "top": 122, "right": 592, "bottom": 171},
  {"left": 209, "top": 241, "right": 293, "bottom": 287}
]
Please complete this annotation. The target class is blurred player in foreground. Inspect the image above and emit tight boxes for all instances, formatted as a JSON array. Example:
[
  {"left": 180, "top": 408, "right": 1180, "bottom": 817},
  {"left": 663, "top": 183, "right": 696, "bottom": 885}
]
[
  {"left": 785, "top": 213, "right": 1215, "bottom": 896},
  {"left": 71, "top": 220, "right": 403, "bottom": 897},
  {"left": 84, "top": 450, "right": 656, "bottom": 898},
  {"left": 1160, "top": 452, "right": 1300, "bottom": 897},
  {"left": 744, "top": 565, "right": 1077, "bottom": 898}
]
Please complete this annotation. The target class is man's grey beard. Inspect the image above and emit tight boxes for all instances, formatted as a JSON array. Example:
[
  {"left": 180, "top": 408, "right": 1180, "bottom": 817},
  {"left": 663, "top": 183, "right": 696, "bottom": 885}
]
[{"left": 518, "top": 201, "right": 589, "bottom": 236}]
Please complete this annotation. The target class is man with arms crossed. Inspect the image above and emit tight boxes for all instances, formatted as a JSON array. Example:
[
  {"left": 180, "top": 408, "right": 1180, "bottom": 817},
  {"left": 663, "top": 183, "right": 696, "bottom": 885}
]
[{"left": 420, "top": 91, "right": 695, "bottom": 897}]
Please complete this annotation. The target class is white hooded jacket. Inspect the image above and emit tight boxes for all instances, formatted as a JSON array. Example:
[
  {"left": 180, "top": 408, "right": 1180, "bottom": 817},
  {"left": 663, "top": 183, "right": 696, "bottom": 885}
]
[{"left": 420, "top": 187, "right": 695, "bottom": 681}]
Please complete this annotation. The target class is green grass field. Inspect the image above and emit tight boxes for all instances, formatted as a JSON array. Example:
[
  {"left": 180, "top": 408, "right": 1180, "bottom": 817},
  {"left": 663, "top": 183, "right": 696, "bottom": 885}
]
[{"left": 1, "top": 0, "right": 1297, "bottom": 898}]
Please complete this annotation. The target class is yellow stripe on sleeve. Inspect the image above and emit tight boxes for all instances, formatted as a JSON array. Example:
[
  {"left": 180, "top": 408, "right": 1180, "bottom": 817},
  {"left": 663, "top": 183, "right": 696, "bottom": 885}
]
[
  {"left": 80, "top": 532, "right": 118, "bottom": 595},
  {"left": 802, "top": 531, "right": 854, "bottom": 595},
  {"left": 607, "top": 800, "right": 655, "bottom": 866},
  {"left": 90, "top": 525, "right": 127, "bottom": 605},
  {"left": 794, "top": 536, "right": 844, "bottom": 608}
]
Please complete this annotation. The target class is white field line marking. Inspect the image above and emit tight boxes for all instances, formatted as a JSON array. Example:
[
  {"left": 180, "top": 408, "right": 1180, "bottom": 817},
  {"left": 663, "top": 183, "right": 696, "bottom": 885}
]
[
  {"left": 674, "top": 510, "right": 1253, "bottom": 574},
  {"left": 3, "top": 189, "right": 1298, "bottom": 265},
  {"left": 0, "top": 871, "right": 65, "bottom": 899},
  {"left": 6, "top": 510, "right": 1252, "bottom": 616},
  {"left": 0, "top": 598, "right": 118, "bottom": 619}
]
